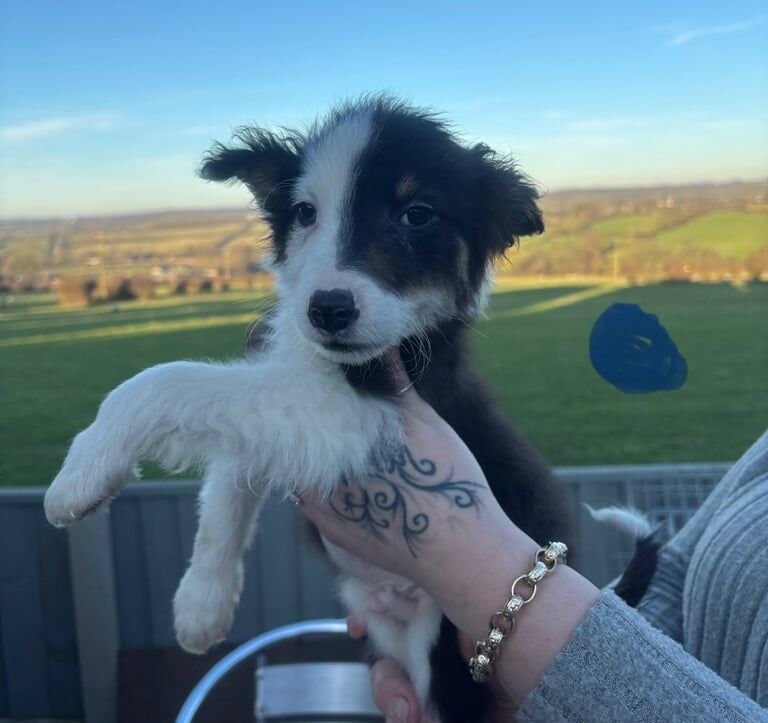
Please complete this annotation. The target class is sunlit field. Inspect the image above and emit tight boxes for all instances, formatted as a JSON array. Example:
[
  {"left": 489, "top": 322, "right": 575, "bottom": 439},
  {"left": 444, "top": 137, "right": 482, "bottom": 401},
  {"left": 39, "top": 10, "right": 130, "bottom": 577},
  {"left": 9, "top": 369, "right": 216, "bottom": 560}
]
[{"left": 1, "top": 282, "right": 766, "bottom": 487}]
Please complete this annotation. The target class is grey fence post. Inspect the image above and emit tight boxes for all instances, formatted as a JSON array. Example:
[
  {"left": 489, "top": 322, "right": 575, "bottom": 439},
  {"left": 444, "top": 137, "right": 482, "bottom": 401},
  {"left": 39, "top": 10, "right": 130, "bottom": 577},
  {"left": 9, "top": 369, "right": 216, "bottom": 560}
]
[{"left": 68, "top": 512, "right": 120, "bottom": 723}]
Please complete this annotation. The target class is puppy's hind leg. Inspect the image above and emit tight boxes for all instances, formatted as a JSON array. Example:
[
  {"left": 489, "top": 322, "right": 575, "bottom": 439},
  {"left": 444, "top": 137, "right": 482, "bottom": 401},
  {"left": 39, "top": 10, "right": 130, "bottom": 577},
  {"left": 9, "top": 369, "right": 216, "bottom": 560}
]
[{"left": 174, "top": 458, "right": 267, "bottom": 654}]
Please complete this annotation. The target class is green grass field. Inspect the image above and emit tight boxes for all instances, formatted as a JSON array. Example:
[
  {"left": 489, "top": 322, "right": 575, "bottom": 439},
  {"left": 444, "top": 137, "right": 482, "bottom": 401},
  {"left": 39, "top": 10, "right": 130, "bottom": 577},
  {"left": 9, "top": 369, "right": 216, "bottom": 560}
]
[
  {"left": 1, "top": 282, "right": 766, "bottom": 487},
  {"left": 589, "top": 212, "right": 670, "bottom": 237},
  {"left": 654, "top": 212, "right": 768, "bottom": 260},
  {"left": 499, "top": 206, "right": 768, "bottom": 276}
]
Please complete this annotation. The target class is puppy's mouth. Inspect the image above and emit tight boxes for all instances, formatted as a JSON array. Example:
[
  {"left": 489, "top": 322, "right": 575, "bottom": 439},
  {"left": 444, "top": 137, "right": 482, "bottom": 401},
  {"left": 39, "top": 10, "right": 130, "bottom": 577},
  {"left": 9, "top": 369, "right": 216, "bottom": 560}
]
[
  {"left": 315, "top": 338, "right": 390, "bottom": 364},
  {"left": 321, "top": 339, "right": 378, "bottom": 353}
]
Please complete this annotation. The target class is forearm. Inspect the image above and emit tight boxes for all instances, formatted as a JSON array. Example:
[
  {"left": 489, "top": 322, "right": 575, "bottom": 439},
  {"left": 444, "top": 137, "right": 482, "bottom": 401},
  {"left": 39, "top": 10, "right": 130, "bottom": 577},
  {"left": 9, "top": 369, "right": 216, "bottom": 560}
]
[{"left": 424, "top": 515, "right": 767, "bottom": 721}]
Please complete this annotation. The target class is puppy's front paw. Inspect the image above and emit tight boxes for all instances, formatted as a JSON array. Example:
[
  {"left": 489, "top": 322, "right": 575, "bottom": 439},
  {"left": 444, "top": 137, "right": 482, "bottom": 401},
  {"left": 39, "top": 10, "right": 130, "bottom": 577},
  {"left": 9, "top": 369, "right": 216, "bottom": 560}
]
[
  {"left": 44, "top": 469, "right": 113, "bottom": 528},
  {"left": 174, "top": 566, "right": 242, "bottom": 655},
  {"left": 44, "top": 430, "right": 132, "bottom": 528}
]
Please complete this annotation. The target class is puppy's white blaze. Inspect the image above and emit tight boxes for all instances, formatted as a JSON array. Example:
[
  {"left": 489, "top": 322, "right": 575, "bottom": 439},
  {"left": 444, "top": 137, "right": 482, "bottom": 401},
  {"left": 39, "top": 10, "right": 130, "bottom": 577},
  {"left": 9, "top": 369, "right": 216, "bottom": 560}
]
[
  {"left": 295, "top": 109, "right": 374, "bottom": 236},
  {"left": 585, "top": 504, "right": 654, "bottom": 539},
  {"left": 279, "top": 111, "right": 385, "bottom": 355},
  {"left": 285, "top": 109, "right": 373, "bottom": 279}
]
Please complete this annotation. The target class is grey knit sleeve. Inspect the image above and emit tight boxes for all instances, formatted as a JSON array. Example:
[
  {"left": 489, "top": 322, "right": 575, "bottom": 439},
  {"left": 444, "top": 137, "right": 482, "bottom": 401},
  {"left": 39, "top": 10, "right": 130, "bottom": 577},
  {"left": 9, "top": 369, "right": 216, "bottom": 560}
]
[
  {"left": 637, "top": 430, "right": 768, "bottom": 645},
  {"left": 517, "top": 591, "right": 768, "bottom": 722}
]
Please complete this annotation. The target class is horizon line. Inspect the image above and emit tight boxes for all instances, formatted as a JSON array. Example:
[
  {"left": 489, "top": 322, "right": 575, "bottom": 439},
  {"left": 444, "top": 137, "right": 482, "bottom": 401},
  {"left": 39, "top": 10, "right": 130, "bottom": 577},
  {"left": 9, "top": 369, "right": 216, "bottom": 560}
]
[{"left": 2, "top": 177, "right": 766, "bottom": 224}]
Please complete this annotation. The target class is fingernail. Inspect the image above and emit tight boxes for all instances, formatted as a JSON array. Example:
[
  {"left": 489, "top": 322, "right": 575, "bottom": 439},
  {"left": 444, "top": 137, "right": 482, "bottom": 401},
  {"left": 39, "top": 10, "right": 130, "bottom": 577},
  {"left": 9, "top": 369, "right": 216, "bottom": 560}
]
[{"left": 387, "top": 697, "right": 410, "bottom": 723}]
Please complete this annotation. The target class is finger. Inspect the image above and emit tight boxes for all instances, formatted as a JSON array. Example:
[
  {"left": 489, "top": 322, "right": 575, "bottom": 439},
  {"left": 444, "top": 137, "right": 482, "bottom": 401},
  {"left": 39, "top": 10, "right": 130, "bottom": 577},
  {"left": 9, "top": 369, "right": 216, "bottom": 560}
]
[
  {"left": 347, "top": 614, "right": 367, "bottom": 639},
  {"left": 383, "top": 347, "right": 442, "bottom": 417},
  {"left": 383, "top": 347, "right": 412, "bottom": 394},
  {"left": 370, "top": 658, "right": 422, "bottom": 723}
]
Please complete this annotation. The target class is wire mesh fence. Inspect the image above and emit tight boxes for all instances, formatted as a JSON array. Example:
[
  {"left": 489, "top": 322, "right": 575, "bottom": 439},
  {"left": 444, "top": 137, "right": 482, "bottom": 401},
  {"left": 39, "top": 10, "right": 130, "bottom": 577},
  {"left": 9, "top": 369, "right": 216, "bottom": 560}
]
[{"left": 558, "top": 463, "right": 730, "bottom": 586}]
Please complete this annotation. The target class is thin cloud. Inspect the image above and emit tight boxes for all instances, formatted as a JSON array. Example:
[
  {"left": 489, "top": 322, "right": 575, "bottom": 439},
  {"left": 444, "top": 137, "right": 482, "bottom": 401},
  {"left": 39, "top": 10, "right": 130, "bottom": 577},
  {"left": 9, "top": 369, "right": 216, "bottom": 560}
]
[
  {"left": 668, "top": 17, "right": 766, "bottom": 47},
  {"left": 0, "top": 113, "right": 119, "bottom": 143},
  {"left": 700, "top": 118, "right": 761, "bottom": 132},
  {"left": 569, "top": 116, "right": 659, "bottom": 132}
]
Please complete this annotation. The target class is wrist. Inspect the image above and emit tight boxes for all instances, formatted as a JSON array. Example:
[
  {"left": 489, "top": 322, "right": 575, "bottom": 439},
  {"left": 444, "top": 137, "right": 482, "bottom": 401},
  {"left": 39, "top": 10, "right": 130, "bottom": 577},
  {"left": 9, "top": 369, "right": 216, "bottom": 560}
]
[
  {"left": 422, "top": 512, "right": 536, "bottom": 638},
  {"left": 494, "top": 562, "right": 600, "bottom": 704},
  {"left": 424, "top": 516, "right": 600, "bottom": 705}
]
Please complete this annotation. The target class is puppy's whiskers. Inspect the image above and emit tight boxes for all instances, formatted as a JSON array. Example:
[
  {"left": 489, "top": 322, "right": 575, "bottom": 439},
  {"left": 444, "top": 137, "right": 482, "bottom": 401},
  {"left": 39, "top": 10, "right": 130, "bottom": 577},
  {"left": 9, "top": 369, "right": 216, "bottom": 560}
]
[{"left": 453, "top": 314, "right": 487, "bottom": 339}]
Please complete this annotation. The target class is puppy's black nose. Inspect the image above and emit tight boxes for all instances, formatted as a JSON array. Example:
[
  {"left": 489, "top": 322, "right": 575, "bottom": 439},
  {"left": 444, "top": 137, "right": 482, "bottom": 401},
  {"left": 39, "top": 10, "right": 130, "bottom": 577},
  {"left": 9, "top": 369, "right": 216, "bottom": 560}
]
[{"left": 308, "top": 289, "right": 359, "bottom": 333}]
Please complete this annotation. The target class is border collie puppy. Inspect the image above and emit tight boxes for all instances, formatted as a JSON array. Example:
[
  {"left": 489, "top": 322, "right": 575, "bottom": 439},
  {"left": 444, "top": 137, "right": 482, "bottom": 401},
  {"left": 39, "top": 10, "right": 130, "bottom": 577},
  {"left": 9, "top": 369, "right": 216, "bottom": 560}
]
[{"left": 45, "top": 97, "right": 575, "bottom": 722}]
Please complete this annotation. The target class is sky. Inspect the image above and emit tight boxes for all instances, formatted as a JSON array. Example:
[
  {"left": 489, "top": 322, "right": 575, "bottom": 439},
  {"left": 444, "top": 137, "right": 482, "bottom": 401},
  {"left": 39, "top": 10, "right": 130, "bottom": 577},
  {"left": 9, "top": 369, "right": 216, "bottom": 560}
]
[{"left": 1, "top": 0, "right": 767, "bottom": 218}]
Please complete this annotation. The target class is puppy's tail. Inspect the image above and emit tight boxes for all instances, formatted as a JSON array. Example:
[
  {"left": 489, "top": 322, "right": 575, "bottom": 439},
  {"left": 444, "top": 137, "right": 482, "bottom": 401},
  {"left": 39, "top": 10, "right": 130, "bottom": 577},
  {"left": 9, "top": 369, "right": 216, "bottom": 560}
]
[{"left": 585, "top": 505, "right": 661, "bottom": 607}]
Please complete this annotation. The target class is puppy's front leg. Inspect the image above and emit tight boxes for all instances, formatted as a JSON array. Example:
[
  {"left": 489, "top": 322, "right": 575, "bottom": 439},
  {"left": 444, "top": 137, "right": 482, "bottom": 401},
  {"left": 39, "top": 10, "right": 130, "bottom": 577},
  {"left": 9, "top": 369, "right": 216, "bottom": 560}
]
[
  {"left": 45, "top": 360, "right": 263, "bottom": 527},
  {"left": 174, "top": 458, "right": 267, "bottom": 654},
  {"left": 44, "top": 355, "right": 382, "bottom": 529}
]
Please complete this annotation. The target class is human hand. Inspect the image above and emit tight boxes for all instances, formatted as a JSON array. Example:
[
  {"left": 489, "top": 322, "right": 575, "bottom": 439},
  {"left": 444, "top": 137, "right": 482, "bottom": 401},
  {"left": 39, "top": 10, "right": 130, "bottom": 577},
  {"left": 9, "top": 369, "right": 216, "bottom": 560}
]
[
  {"left": 301, "top": 350, "right": 517, "bottom": 596},
  {"left": 303, "top": 351, "right": 600, "bottom": 709}
]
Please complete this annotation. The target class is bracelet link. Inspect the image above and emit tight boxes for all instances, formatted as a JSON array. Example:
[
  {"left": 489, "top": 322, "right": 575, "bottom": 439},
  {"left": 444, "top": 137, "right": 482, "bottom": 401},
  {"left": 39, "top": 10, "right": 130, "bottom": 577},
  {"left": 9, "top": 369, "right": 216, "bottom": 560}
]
[
  {"left": 487, "top": 626, "right": 505, "bottom": 650},
  {"left": 544, "top": 541, "right": 568, "bottom": 563},
  {"left": 504, "top": 593, "right": 525, "bottom": 618},
  {"left": 469, "top": 652, "right": 492, "bottom": 682},
  {"left": 526, "top": 560, "right": 549, "bottom": 585}
]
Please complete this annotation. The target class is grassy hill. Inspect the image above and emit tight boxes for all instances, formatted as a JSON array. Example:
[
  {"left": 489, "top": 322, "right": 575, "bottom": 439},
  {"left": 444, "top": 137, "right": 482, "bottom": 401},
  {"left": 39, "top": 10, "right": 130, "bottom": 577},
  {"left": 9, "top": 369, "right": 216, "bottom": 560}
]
[
  {"left": 0, "top": 209, "right": 269, "bottom": 288},
  {"left": 654, "top": 212, "right": 767, "bottom": 259},
  {"left": 1, "top": 181, "right": 766, "bottom": 287},
  {"left": 589, "top": 212, "right": 669, "bottom": 236},
  {"left": 501, "top": 182, "right": 767, "bottom": 279}
]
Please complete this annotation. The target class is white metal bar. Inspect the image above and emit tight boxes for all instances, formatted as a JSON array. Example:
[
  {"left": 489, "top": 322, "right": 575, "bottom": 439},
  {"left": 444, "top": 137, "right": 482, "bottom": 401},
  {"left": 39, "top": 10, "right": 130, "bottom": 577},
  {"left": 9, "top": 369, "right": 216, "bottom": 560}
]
[{"left": 175, "top": 618, "right": 348, "bottom": 723}]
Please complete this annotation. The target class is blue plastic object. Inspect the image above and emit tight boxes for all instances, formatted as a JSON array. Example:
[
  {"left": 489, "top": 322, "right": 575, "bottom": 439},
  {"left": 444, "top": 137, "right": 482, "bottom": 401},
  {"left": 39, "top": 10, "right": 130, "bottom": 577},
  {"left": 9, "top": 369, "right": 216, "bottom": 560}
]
[{"left": 589, "top": 302, "right": 687, "bottom": 394}]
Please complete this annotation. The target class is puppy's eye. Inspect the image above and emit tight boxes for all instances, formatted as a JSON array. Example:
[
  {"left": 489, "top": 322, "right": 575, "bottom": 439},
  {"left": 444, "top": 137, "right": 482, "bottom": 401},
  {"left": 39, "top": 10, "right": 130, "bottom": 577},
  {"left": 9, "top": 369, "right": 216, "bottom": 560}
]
[
  {"left": 400, "top": 205, "right": 434, "bottom": 227},
  {"left": 295, "top": 202, "right": 316, "bottom": 227}
]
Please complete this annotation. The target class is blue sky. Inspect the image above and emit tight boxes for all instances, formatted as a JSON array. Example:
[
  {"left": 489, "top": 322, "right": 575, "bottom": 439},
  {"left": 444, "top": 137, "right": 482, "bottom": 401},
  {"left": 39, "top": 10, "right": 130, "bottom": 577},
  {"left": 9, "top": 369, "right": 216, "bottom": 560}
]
[{"left": 1, "top": 0, "right": 766, "bottom": 218}]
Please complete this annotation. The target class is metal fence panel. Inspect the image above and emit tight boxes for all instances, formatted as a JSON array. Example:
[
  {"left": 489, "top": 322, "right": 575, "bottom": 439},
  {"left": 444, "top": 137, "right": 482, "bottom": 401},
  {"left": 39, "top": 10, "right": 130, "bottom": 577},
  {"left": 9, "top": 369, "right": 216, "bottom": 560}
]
[
  {"left": 560, "top": 463, "right": 730, "bottom": 586},
  {"left": 111, "top": 495, "right": 154, "bottom": 648},
  {"left": 0, "top": 462, "right": 732, "bottom": 719},
  {"left": 0, "top": 489, "right": 81, "bottom": 719}
]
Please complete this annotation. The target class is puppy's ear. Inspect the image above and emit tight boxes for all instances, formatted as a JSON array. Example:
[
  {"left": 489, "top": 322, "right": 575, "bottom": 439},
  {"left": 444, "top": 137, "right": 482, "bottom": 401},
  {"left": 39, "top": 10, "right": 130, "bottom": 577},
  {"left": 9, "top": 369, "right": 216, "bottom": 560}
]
[
  {"left": 200, "top": 127, "right": 303, "bottom": 213},
  {"left": 471, "top": 143, "right": 544, "bottom": 254}
]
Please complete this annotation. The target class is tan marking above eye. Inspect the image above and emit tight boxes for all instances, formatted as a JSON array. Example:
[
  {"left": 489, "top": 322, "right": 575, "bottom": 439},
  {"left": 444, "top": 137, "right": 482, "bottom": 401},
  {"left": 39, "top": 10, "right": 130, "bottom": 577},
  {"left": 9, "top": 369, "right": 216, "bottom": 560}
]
[{"left": 395, "top": 174, "right": 418, "bottom": 201}]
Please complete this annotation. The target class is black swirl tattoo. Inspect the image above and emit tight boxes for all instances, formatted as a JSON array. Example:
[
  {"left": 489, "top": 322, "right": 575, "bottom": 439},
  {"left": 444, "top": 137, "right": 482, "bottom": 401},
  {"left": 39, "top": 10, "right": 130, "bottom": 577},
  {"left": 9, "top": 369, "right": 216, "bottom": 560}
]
[{"left": 329, "top": 445, "right": 483, "bottom": 557}]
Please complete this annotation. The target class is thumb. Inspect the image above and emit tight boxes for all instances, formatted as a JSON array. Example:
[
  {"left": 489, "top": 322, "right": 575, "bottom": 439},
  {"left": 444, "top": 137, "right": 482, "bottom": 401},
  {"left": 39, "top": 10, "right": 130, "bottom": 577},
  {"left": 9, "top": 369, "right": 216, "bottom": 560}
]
[{"left": 383, "top": 347, "right": 425, "bottom": 410}]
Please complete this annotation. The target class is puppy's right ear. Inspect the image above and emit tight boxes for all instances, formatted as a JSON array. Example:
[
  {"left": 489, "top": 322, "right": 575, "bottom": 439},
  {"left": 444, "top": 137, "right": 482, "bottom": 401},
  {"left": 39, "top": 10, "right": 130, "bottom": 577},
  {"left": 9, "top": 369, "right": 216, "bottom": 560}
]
[{"left": 200, "top": 127, "right": 303, "bottom": 213}]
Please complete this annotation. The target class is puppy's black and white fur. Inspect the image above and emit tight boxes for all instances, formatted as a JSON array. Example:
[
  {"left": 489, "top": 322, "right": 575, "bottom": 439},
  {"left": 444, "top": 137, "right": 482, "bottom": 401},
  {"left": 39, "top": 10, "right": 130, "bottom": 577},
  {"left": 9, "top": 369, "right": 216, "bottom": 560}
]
[{"left": 45, "top": 97, "right": 583, "bottom": 722}]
